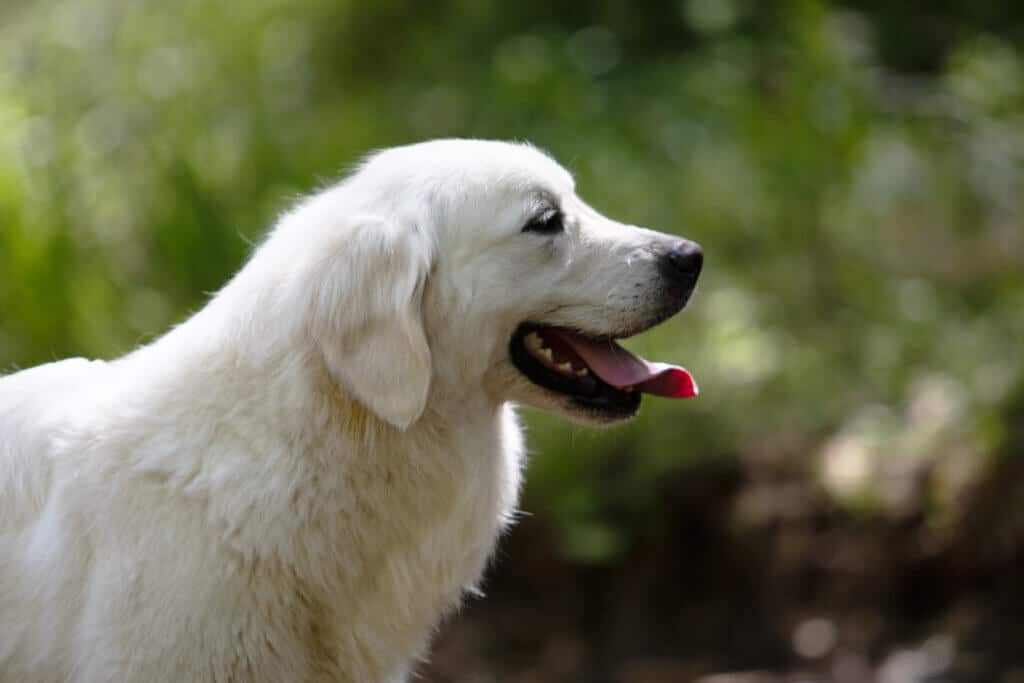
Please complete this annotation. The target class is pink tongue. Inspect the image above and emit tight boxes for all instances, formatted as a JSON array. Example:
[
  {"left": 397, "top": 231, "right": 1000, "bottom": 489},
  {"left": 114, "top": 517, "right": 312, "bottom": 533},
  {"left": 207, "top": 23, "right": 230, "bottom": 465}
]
[{"left": 556, "top": 332, "right": 698, "bottom": 399}]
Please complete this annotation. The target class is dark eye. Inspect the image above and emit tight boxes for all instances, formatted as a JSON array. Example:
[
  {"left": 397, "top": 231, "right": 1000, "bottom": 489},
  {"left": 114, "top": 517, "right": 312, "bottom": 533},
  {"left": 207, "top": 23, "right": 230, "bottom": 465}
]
[{"left": 522, "top": 209, "right": 564, "bottom": 235}]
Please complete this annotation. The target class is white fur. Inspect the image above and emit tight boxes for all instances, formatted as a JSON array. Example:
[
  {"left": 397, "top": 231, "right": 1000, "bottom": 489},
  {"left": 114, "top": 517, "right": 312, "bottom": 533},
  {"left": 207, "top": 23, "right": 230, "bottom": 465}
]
[{"left": 0, "top": 139, "right": 687, "bottom": 682}]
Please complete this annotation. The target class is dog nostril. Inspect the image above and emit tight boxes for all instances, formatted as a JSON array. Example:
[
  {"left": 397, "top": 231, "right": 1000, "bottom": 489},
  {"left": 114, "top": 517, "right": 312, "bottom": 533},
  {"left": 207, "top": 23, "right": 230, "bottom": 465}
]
[{"left": 661, "top": 241, "right": 703, "bottom": 282}]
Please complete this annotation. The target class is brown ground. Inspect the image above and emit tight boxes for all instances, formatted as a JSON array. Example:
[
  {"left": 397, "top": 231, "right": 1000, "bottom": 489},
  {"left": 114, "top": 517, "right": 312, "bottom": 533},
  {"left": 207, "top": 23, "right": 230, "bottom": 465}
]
[{"left": 421, "top": 455, "right": 1024, "bottom": 683}]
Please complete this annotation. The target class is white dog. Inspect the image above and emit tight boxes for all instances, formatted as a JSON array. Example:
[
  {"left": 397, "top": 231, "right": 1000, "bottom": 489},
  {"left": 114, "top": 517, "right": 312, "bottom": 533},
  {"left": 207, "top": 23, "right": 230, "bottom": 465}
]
[{"left": 0, "top": 139, "right": 702, "bottom": 682}]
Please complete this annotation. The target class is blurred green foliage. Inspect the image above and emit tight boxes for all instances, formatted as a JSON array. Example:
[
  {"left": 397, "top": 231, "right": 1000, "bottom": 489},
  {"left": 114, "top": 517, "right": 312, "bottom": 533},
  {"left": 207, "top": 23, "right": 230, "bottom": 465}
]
[{"left": 2, "top": 0, "right": 1023, "bottom": 562}]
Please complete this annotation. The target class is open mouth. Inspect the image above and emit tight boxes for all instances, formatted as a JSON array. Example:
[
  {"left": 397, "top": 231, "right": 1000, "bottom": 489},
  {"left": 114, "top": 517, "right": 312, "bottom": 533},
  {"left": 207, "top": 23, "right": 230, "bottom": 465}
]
[{"left": 509, "top": 324, "right": 698, "bottom": 418}]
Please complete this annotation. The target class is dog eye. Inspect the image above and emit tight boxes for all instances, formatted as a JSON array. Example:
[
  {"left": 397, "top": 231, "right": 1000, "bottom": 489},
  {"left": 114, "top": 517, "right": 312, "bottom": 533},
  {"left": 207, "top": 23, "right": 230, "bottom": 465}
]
[{"left": 522, "top": 210, "right": 564, "bottom": 235}]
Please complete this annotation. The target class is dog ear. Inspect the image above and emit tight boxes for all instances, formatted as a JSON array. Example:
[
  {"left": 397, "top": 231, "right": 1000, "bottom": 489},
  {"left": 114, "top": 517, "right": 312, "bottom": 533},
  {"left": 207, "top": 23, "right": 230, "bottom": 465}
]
[{"left": 313, "top": 216, "right": 433, "bottom": 431}]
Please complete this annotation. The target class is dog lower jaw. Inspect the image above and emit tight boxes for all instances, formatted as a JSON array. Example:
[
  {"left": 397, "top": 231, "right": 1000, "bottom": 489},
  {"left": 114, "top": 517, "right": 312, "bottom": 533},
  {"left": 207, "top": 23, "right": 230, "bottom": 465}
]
[
  {"left": 486, "top": 361, "right": 641, "bottom": 427},
  {"left": 525, "top": 389, "right": 641, "bottom": 427}
]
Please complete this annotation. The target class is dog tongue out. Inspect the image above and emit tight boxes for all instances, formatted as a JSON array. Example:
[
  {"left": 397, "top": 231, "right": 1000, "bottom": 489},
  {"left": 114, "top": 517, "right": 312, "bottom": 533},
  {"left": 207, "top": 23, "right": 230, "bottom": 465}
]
[{"left": 554, "top": 331, "right": 698, "bottom": 398}]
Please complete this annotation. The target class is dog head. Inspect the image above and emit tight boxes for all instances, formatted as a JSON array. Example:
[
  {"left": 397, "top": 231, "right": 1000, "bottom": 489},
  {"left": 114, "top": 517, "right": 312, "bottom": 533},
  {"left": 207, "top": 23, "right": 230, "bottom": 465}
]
[{"left": 276, "top": 139, "right": 701, "bottom": 430}]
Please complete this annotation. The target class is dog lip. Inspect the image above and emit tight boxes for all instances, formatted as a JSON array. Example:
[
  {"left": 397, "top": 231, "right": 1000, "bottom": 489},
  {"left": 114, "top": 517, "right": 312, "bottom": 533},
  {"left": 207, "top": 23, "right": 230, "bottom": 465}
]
[{"left": 568, "top": 387, "right": 641, "bottom": 415}]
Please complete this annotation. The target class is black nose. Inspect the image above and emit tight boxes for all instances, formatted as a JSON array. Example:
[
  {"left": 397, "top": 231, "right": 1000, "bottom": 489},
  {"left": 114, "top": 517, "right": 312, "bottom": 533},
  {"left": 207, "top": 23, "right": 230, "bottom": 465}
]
[{"left": 658, "top": 240, "right": 703, "bottom": 286}]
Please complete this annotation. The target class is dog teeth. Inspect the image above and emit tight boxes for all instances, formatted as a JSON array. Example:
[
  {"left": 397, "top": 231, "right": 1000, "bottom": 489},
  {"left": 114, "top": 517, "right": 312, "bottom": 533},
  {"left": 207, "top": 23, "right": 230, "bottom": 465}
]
[
  {"left": 524, "top": 331, "right": 554, "bottom": 364},
  {"left": 523, "top": 333, "right": 591, "bottom": 378}
]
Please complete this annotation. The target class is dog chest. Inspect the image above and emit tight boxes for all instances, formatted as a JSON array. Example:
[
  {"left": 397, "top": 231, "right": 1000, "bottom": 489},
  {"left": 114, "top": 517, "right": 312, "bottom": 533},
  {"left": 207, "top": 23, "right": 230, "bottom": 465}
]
[{"left": 340, "top": 405, "right": 524, "bottom": 668}]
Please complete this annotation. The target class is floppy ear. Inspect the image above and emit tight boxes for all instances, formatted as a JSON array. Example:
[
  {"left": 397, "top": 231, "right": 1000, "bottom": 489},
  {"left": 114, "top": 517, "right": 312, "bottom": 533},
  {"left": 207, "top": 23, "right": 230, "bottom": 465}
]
[{"left": 313, "top": 216, "right": 433, "bottom": 430}]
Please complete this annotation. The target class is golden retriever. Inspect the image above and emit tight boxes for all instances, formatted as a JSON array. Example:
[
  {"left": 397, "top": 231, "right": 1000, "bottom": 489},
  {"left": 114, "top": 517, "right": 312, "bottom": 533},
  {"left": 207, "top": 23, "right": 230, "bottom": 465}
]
[{"left": 0, "top": 139, "right": 702, "bottom": 682}]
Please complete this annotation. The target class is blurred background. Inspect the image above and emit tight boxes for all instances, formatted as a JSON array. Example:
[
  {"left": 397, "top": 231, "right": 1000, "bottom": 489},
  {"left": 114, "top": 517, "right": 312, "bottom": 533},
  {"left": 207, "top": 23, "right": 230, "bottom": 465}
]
[{"left": 2, "top": 0, "right": 1024, "bottom": 680}]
